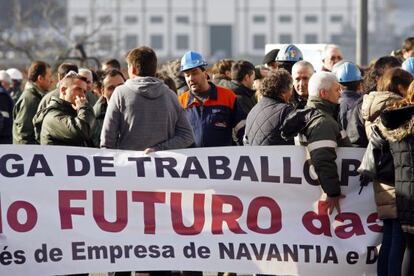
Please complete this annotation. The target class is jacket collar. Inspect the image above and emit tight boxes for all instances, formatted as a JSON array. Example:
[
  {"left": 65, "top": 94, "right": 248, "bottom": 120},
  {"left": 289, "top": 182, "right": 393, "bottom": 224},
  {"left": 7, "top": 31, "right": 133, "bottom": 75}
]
[
  {"left": 25, "top": 81, "right": 47, "bottom": 96},
  {"left": 187, "top": 82, "right": 218, "bottom": 106},
  {"left": 49, "top": 97, "right": 77, "bottom": 113},
  {"left": 341, "top": 90, "right": 361, "bottom": 97},
  {"left": 230, "top": 80, "right": 255, "bottom": 97},
  {"left": 380, "top": 105, "right": 414, "bottom": 142},
  {"left": 307, "top": 96, "right": 339, "bottom": 116},
  {"left": 262, "top": 96, "right": 286, "bottom": 104}
]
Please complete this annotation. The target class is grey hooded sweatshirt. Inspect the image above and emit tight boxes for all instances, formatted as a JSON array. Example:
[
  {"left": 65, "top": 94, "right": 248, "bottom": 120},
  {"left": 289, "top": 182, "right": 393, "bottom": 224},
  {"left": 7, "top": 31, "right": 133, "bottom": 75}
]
[{"left": 100, "top": 76, "right": 195, "bottom": 150}]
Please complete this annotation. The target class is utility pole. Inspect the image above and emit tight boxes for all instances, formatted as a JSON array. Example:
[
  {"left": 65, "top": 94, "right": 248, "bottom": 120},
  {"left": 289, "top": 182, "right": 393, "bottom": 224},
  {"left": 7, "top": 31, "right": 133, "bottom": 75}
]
[{"left": 356, "top": 0, "right": 368, "bottom": 66}]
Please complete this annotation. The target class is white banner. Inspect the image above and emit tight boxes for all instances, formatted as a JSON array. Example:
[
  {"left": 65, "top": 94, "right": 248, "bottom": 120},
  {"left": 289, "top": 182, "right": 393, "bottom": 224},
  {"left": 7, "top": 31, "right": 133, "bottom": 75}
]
[{"left": 0, "top": 145, "right": 380, "bottom": 275}]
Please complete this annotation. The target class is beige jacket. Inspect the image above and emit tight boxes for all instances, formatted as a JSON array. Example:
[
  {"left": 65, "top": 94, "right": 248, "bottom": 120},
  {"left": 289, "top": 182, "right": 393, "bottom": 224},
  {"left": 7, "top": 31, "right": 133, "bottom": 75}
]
[{"left": 361, "top": 91, "right": 401, "bottom": 219}]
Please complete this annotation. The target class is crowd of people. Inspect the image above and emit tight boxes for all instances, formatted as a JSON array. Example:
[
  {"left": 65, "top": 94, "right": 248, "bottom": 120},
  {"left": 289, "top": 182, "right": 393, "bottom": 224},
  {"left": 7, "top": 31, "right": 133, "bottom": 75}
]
[{"left": 1, "top": 37, "right": 414, "bottom": 276}]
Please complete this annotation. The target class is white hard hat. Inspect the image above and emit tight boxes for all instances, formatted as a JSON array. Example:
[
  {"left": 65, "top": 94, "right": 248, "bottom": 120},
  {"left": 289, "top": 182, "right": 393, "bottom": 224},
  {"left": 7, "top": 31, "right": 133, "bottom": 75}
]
[
  {"left": 0, "top": 70, "right": 12, "bottom": 84},
  {"left": 6, "top": 68, "right": 23, "bottom": 80}
]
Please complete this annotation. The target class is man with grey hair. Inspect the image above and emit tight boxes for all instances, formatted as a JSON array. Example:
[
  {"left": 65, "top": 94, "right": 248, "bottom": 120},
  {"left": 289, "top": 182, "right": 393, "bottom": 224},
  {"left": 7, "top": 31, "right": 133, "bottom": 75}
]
[
  {"left": 79, "top": 68, "right": 98, "bottom": 106},
  {"left": 281, "top": 71, "right": 351, "bottom": 215},
  {"left": 321, "top": 44, "right": 343, "bottom": 72},
  {"left": 291, "top": 60, "right": 314, "bottom": 109}
]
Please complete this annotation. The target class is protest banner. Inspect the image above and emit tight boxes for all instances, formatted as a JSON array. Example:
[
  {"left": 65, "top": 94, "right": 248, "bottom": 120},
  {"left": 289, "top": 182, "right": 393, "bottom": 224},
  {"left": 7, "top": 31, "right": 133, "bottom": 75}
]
[{"left": 0, "top": 145, "right": 380, "bottom": 275}]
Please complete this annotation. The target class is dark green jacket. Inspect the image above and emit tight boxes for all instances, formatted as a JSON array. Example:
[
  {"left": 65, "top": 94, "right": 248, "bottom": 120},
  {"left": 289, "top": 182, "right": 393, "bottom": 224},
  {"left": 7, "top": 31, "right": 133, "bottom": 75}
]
[
  {"left": 12, "top": 82, "right": 45, "bottom": 144},
  {"left": 33, "top": 97, "right": 95, "bottom": 147},
  {"left": 37, "top": 88, "right": 59, "bottom": 112},
  {"left": 281, "top": 96, "right": 351, "bottom": 197}
]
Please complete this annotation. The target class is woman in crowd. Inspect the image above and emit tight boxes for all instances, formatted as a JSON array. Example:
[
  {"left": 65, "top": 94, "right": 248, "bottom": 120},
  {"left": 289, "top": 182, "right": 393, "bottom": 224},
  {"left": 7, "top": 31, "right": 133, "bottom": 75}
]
[
  {"left": 243, "top": 69, "right": 294, "bottom": 146},
  {"left": 380, "top": 80, "right": 414, "bottom": 276},
  {"left": 360, "top": 68, "right": 413, "bottom": 276}
]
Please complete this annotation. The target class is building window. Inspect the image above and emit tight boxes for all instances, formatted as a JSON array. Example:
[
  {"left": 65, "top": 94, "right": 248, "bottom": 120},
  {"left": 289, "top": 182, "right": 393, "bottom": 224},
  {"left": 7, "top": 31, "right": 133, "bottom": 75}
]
[
  {"left": 330, "top": 15, "right": 343, "bottom": 23},
  {"left": 253, "top": 15, "right": 266, "bottom": 23},
  {"left": 279, "top": 34, "right": 292, "bottom": 44},
  {"left": 176, "top": 34, "right": 189, "bottom": 50},
  {"left": 279, "top": 15, "right": 292, "bottom": 23},
  {"left": 305, "top": 15, "right": 318, "bottom": 23},
  {"left": 305, "top": 34, "right": 318, "bottom": 43},
  {"left": 99, "top": 35, "right": 113, "bottom": 51},
  {"left": 150, "top": 16, "right": 163, "bottom": 24},
  {"left": 73, "top": 16, "right": 87, "bottom": 25},
  {"left": 331, "top": 34, "right": 341, "bottom": 44},
  {"left": 253, "top": 34, "right": 266, "bottom": 50},
  {"left": 99, "top": 15, "right": 112, "bottom": 24},
  {"left": 151, "top": 35, "right": 164, "bottom": 50},
  {"left": 125, "top": 16, "right": 138, "bottom": 24},
  {"left": 176, "top": 16, "right": 189, "bottom": 24},
  {"left": 125, "top": 35, "right": 138, "bottom": 50}
]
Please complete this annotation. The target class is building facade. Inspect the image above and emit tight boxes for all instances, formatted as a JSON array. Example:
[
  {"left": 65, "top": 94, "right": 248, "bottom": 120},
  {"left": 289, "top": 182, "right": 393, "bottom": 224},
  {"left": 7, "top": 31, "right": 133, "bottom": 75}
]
[{"left": 67, "top": 0, "right": 392, "bottom": 63}]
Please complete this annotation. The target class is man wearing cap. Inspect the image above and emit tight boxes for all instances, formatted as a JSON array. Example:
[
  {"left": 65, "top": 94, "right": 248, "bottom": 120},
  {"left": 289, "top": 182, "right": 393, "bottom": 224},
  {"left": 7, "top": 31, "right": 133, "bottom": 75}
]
[
  {"left": 275, "top": 44, "right": 303, "bottom": 74},
  {"left": 178, "top": 50, "right": 243, "bottom": 147},
  {"left": 6, "top": 68, "right": 23, "bottom": 103},
  {"left": 334, "top": 62, "right": 362, "bottom": 130},
  {"left": 402, "top": 57, "right": 414, "bottom": 75},
  {"left": 262, "top": 48, "right": 279, "bottom": 71}
]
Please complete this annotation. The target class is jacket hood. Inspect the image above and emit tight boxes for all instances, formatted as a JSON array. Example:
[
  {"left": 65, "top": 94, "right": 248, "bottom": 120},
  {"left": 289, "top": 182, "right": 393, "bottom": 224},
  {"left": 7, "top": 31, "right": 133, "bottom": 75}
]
[
  {"left": 361, "top": 91, "right": 402, "bottom": 122},
  {"left": 124, "top": 77, "right": 167, "bottom": 99},
  {"left": 379, "top": 105, "right": 414, "bottom": 142},
  {"left": 307, "top": 96, "right": 339, "bottom": 115}
]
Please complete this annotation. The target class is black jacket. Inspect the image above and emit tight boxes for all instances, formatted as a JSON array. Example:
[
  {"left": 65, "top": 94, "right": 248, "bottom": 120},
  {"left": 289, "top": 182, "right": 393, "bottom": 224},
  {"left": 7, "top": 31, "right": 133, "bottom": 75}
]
[
  {"left": 0, "top": 86, "right": 14, "bottom": 143},
  {"left": 229, "top": 81, "right": 257, "bottom": 145},
  {"left": 92, "top": 96, "right": 107, "bottom": 147},
  {"left": 291, "top": 91, "right": 307, "bottom": 110},
  {"left": 346, "top": 97, "right": 368, "bottom": 147},
  {"left": 281, "top": 97, "right": 351, "bottom": 197},
  {"left": 380, "top": 105, "right": 414, "bottom": 226},
  {"left": 244, "top": 96, "right": 293, "bottom": 146}
]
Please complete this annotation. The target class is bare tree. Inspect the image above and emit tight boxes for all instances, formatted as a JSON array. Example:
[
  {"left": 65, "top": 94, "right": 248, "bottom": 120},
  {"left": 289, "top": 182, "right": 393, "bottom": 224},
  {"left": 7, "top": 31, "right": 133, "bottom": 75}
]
[{"left": 0, "top": 0, "right": 104, "bottom": 64}]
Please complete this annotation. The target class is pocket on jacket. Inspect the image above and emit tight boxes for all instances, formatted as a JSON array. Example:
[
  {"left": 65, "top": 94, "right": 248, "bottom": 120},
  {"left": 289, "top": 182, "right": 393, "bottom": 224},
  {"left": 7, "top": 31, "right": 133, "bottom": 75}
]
[{"left": 209, "top": 109, "right": 230, "bottom": 130}]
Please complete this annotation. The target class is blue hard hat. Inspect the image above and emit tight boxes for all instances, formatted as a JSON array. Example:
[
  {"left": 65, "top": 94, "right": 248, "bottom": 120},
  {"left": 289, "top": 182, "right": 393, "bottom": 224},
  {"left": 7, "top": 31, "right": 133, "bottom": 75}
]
[
  {"left": 402, "top": 57, "right": 414, "bottom": 75},
  {"left": 275, "top": 44, "right": 303, "bottom": 62},
  {"left": 334, "top": 61, "right": 362, "bottom": 83},
  {"left": 180, "top": 51, "right": 208, "bottom": 72}
]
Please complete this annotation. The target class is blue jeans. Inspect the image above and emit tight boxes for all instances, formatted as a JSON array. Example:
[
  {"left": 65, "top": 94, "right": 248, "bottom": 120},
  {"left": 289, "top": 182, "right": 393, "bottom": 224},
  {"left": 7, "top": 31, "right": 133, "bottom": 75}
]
[{"left": 377, "top": 219, "right": 405, "bottom": 276}]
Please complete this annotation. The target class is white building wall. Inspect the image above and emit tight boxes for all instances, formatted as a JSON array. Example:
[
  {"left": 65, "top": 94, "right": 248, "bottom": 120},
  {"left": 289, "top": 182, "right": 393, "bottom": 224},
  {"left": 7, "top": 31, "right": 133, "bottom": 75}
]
[{"left": 67, "top": 0, "right": 390, "bottom": 62}]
